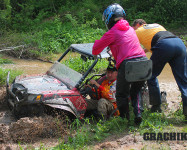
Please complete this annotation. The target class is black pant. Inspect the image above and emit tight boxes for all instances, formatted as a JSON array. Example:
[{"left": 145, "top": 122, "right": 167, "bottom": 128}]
[{"left": 116, "top": 57, "right": 146, "bottom": 119}]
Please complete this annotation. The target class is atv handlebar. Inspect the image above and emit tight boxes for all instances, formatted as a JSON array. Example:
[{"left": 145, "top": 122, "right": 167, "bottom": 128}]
[{"left": 106, "top": 47, "right": 116, "bottom": 65}]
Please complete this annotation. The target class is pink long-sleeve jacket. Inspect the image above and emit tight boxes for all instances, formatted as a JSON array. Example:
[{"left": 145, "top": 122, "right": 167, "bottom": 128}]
[{"left": 92, "top": 19, "right": 146, "bottom": 69}]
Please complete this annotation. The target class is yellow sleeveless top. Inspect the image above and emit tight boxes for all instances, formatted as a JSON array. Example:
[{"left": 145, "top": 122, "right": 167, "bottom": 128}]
[{"left": 135, "top": 24, "right": 166, "bottom": 52}]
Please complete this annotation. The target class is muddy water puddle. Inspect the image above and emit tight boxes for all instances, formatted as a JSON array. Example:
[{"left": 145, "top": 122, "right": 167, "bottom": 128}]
[
  {"left": 1, "top": 56, "right": 53, "bottom": 75},
  {"left": 1, "top": 53, "right": 79, "bottom": 75}
]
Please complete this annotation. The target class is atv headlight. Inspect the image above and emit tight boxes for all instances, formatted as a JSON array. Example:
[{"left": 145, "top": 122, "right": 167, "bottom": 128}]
[
  {"left": 28, "top": 94, "right": 43, "bottom": 101},
  {"left": 36, "top": 95, "right": 42, "bottom": 101}
]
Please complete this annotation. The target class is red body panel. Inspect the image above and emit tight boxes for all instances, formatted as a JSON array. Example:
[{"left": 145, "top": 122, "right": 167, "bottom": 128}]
[{"left": 42, "top": 89, "right": 87, "bottom": 118}]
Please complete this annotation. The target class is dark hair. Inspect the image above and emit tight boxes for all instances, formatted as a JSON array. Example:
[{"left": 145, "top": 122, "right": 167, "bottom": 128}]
[{"left": 132, "top": 19, "right": 146, "bottom": 27}]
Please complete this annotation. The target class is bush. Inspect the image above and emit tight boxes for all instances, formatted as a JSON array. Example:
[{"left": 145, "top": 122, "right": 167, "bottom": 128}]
[
  {"left": 29, "top": 15, "right": 105, "bottom": 54},
  {"left": 1, "top": 0, "right": 186, "bottom": 31},
  {"left": 0, "top": 0, "right": 186, "bottom": 57},
  {"left": 63, "top": 57, "right": 108, "bottom": 74}
]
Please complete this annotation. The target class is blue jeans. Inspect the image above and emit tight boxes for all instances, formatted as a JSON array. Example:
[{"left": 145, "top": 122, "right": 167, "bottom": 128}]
[{"left": 148, "top": 38, "right": 187, "bottom": 106}]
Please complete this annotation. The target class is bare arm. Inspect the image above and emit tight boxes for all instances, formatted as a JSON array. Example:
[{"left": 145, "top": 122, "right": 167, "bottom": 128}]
[{"left": 89, "top": 80, "right": 100, "bottom": 88}]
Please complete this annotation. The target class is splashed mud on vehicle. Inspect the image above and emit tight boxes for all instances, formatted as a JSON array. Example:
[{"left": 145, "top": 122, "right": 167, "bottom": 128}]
[{"left": 6, "top": 43, "right": 110, "bottom": 120}]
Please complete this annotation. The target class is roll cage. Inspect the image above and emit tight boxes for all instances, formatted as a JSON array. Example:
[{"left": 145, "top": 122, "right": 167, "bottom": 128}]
[{"left": 56, "top": 43, "right": 110, "bottom": 89}]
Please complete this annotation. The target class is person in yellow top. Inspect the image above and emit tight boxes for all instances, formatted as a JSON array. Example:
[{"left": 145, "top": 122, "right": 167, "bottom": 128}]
[
  {"left": 133, "top": 20, "right": 166, "bottom": 52},
  {"left": 133, "top": 19, "right": 187, "bottom": 122}
]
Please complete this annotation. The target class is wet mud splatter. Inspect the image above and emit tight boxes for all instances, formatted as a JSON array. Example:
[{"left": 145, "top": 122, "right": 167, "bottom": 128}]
[{"left": 0, "top": 87, "right": 69, "bottom": 149}]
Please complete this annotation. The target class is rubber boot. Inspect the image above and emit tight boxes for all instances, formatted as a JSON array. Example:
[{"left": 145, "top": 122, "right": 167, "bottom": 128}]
[
  {"left": 134, "top": 113, "right": 142, "bottom": 125},
  {"left": 134, "top": 117, "right": 142, "bottom": 125},
  {"left": 119, "top": 103, "right": 130, "bottom": 121},
  {"left": 151, "top": 104, "right": 162, "bottom": 113}
]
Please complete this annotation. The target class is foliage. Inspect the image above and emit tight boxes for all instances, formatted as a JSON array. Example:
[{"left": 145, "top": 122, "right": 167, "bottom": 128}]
[
  {"left": 1, "top": 0, "right": 186, "bottom": 31},
  {"left": 122, "top": 0, "right": 186, "bottom": 25},
  {"left": 0, "top": 16, "right": 105, "bottom": 57},
  {"left": 138, "top": 110, "right": 169, "bottom": 134},
  {"left": 0, "top": 0, "right": 186, "bottom": 57},
  {"left": 0, "top": 57, "right": 12, "bottom": 64},
  {"left": 0, "top": 67, "right": 22, "bottom": 86},
  {"left": 31, "top": 16, "right": 105, "bottom": 54},
  {"left": 0, "top": 0, "right": 11, "bottom": 29},
  {"left": 0, "top": 0, "right": 186, "bottom": 31},
  {"left": 63, "top": 57, "right": 108, "bottom": 74},
  {"left": 0, "top": 56, "right": 22, "bottom": 86}
]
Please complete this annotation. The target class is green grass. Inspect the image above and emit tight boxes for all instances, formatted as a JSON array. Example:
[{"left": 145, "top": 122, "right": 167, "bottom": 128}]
[
  {"left": 49, "top": 105, "right": 186, "bottom": 150},
  {"left": 0, "top": 67, "right": 22, "bottom": 86},
  {"left": 0, "top": 55, "right": 13, "bottom": 64},
  {"left": 52, "top": 117, "right": 129, "bottom": 150},
  {"left": 32, "top": 20, "right": 105, "bottom": 55},
  {"left": 0, "top": 58, "right": 12, "bottom": 64},
  {"left": 0, "top": 55, "right": 22, "bottom": 86}
]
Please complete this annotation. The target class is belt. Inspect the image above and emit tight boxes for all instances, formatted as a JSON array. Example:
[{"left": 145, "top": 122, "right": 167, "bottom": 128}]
[{"left": 151, "top": 31, "right": 177, "bottom": 50}]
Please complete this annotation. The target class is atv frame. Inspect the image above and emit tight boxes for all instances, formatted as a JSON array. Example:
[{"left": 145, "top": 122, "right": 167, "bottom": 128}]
[{"left": 6, "top": 43, "right": 110, "bottom": 119}]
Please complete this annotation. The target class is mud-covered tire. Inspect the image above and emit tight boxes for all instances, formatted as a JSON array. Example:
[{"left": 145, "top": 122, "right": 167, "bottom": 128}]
[
  {"left": 13, "top": 108, "right": 20, "bottom": 119},
  {"left": 13, "top": 104, "right": 46, "bottom": 119},
  {"left": 5, "top": 92, "right": 13, "bottom": 110}
]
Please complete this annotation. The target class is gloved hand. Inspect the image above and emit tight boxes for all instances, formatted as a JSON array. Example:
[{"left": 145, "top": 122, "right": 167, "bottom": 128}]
[{"left": 93, "top": 55, "right": 97, "bottom": 59}]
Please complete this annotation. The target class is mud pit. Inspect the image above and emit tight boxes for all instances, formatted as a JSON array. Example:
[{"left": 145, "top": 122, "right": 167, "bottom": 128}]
[
  {"left": 0, "top": 58, "right": 186, "bottom": 149},
  {"left": 0, "top": 87, "right": 70, "bottom": 149}
]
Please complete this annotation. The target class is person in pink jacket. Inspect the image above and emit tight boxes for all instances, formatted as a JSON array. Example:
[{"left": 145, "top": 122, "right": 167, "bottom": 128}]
[{"left": 92, "top": 3, "right": 147, "bottom": 124}]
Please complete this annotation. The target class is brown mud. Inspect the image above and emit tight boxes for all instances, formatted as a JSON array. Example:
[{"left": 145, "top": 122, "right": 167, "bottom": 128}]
[
  {"left": 0, "top": 56, "right": 186, "bottom": 150},
  {"left": 0, "top": 87, "right": 69, "bottom": 150}
]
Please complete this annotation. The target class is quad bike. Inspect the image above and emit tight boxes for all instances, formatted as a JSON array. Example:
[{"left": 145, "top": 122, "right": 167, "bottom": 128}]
[
  {"left": 6, "top": 43, "right": 110, "bottom": 119},
  {"left": 6, "top": 43, "right": 167, "bottom": 120}
]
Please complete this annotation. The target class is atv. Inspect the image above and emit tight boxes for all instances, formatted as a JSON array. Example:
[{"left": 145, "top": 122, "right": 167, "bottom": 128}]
[
  {"left": 6, "top": 43, "right": 111, "bottom": 119},
  {"left": 6, "top": 43, "right": 166, "bottom": 120}
]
